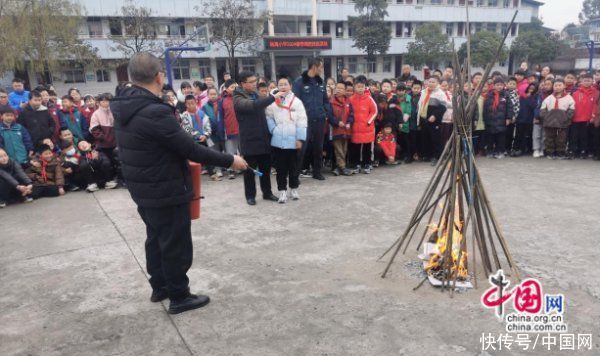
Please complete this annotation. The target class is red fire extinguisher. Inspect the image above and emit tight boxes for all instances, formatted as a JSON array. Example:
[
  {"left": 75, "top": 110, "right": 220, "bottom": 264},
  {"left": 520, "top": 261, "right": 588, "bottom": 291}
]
[{"left": 189, "top": 161, "right": 202, "bottom": 220}]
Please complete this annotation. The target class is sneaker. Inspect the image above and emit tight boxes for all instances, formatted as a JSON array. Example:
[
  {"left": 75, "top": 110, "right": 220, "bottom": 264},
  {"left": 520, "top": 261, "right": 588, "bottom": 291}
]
[
  {"left": 495, "top": 153, "right": 505, "bottom": 159},
  {"left": 363, "top": 166, "right": 372, "bottom": 174},
  {"left": 332, "top": 168, "right": 340, "bottom": 176},
  {"left": 210, "top": 174, "right": 222, "bottom": 181},
  {"left": 216, "top": 171, "right": 224, "bottom": 178},
  {"left": 511, "top": 150, "right": 522, "bottom": 157},
  {"left": 312, "top": 174, "right": 326, "bottom": 181},
  {"left": 68, "top": 185, "right": 80, "bottom": 192},
  {"left": 300, "top": 170, "right": 313, "bottom": 178},
  {"left": 487, "top": 153, "right": 495, "bottom": 158},
  {"left": 278, "top": 190, "right": 287, "bottom": 204},
  {"left": 150, "top": 287, "right": 168, "bottom": 303},
  {"left": 105, "top": 180, "right": 118, "bottom": 189},
  {"left": 0, "top": 201, "right": 6, "bottom": 208},
  {"left": 342, "top": 168, "right": 353, "bottom": 176},
  {"left": 201, "top": 169, "right": 208, "bottom": 175},
  {"left": 24, "top": 196, "right": 33, "bottom": 203},
  {"left": 290, "top": 189, "right": 300, "bottom": 200},
  {"left": 539, "top": 150, "right": 545, "bottom": 157},
  {"left": 228, "top": 171, "right": 236, "bottom": 180},
  {"left": 168, "top": 294, "right": 210, "bottom": 315},
  {"left": 86, "top": 183, "right": 99, "bottom": 192},
  {"left": 430, "top": 159, "right": 438, "bottom": 166},
  {"left": 372, "top": 161, "right": 380, "bottom": 168},
  {"left": 353, "top": 165, "right": 361, "bottom": 174}
]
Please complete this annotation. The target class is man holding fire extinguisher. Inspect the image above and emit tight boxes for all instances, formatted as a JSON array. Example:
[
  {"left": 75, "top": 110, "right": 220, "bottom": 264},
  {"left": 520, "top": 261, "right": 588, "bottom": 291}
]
[{"left": 111, "top": 52, "right": 248, "bottom": 315}]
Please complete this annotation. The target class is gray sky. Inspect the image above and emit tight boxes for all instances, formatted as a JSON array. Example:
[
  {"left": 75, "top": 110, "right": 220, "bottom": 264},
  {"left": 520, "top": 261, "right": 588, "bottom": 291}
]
[{"left": 538, "top": 0, "right": 584, "bottom": 31}]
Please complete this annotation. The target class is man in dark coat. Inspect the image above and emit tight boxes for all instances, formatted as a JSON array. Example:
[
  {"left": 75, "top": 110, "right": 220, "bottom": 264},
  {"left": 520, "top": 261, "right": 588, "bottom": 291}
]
[
  {"left": 292, "top": 58, "right": 333, "bottom": 180},
  {"left": 233, "top": 70, "right": 282, "bottom": 206},
  {"left": 111, "top": 52, "right": 248, "bottom": 315},
  {"left": 17, "top": 90, "right": 55, "bottom": 148}
]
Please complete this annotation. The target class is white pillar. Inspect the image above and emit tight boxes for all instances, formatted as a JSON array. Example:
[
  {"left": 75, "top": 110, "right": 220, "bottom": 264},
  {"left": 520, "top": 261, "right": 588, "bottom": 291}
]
[
  {"left": 311, "top": 0, "right": 317, "bottom": 36},
  {"left": 267, "top": 0, "right": 276, "bottom": 80}
]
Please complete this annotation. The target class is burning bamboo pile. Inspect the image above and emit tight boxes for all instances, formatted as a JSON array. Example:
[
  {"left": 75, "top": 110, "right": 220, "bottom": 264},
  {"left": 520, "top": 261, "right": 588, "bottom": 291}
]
[{"left": 379, "top": 11, "right": 521, "bottom": 293}]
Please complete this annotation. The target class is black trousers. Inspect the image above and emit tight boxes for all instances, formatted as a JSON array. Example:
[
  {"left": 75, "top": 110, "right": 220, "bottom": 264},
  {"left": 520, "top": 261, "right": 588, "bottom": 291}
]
[
  {"left": 422, "top": 122, "right": 442, "bottom": 159},
  {"left": 300, "top": 120, "right": 326, "bottom": 175},
  {"left": 505, "top": 123, "right": 516, "bottom": 152},
  {"left": 569, "top": 122, "right": 589, "bottom": 154},
  {"left": 31, "top": 185, "right": 60, "bottom": 199},
  {"left": 515, "top": 123, "right": 533, "bottom": 153},
  {"left": 473, "top": 129, "right": 486, "bottom": 155},
  {"left": 350, "top": 142, "right": 373, "bottom": 167},
  {"left": 406, "top": 131, "right": 418, "bottom": 160},
  {"left": 593, "top": 125, "right": 600, "bottom": 157},
  {"left": 243, "top": 154, "right": 273, "bottom": 199},
  {"left": 98, "top": 147, "right": 120, "bottom": 181},
  {"left": 137, "top": 203, "right": 192, "bottom": 300},
  {"left": 273, "top": 147, "right": 299, "bottom": 191},
  {"left": 0, "top": 177, "right": 20, "bottom": 202},
  {"left": 487, "top": 132, "right": 506, "bottom": 154}
]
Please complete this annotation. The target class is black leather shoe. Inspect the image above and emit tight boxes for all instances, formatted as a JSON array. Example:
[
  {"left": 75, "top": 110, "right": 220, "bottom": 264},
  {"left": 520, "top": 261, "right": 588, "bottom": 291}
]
[
  {"left": 313, "top": 174, "right": 326, "bottom": 181},
  {"left": 247, "top": 198, "right": 256, "bottom": 205},
  {"left": 263, "top": 194, "right": 279, "bottom": 202},
  {"left": 168, "top": 294, "right": 210, "bottom": 314},
  {"left": 150, "top": 287, "right": 168, "bottom": 303}
]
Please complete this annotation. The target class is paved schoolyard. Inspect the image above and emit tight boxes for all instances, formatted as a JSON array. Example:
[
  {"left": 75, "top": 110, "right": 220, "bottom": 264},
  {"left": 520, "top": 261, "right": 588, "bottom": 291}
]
[{"left": 1, "top": 157, "right": 599, "bottom": 355}]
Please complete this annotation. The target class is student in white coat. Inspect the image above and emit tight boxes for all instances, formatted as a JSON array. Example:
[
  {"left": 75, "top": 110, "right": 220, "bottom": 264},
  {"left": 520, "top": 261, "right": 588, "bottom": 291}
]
[{"left": 265, "top": 77, "right": 308, "bottom": 203}]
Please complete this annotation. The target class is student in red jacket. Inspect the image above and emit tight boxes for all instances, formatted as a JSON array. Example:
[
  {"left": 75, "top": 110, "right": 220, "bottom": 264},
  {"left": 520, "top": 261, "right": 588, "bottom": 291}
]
[
  {"left": 329, "top": 82, "right": 354, "bottom": 176},
  {"left": 570, "top": 73, "right": 598, "bottom": 158},
  {"left": 219, "top": 79, "right": 240, "bottom": 179},
  {"left": 349, "top": 75, "right": 378, "bottom": 174}
]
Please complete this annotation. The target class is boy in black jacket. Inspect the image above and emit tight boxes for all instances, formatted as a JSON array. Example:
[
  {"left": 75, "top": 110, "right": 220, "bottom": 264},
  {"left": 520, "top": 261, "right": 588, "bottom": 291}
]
[{"left": 484, "top": 78, "right": 513, "bottom": 159}]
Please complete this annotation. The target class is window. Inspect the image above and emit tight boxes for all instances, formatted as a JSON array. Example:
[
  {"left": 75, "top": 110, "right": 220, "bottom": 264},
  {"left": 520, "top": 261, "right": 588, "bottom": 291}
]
[
  {"left": 457, "top": 23, "right": 464, "bottom": 36},
  {"left": 510, "top": 23, "right": 517, "bottom": 36},
  {"left": 241, "top": 59, "right": 255, "bottom": 72},
  {"left": 513, "top": 0, "right": 519, "bottom": 6},
  {"left": 348, "top": 26, "right": 353, "bottom": 37},
  {"left": 336, "top": 22, "right": 344, "bottom": 38},
  {"left": 431, "top": 0, "right": 442, "bottom": 4},
  {"left": 348, "top": 57, "right": 357, "bottom": 73},
  {"left": 503, "top": 0, "right": 510, "bottom": 6},
  {"left": 64, "top": 68, "right": 85, "bottom": 84},
  {"left": 366, "top": 58, "right": 376, "bottom": 73},
  {"left": 396, "top": 22, "right": 403, "bottom": 37},
  {"left": 446, "top": 23, "right": 454, "bottom": 36},
  {"left": 476, "top": 0, "right": 484, "bottom": 6},
  {"left": 404, "top": 22, "right": 412, "bottom": 37},
  {"left": 322, "top": 21, "right": 330, "bottom": 35},
  {"left": 198, "top": 59, "right": 211, "bottom": 78},
  {"left": 306, "top": 21, "right": 312, "bottom": 35},
  {"left": 109, "top": 19, "right": 122, "bottom": 36},
  {"left": 486, "top": 23, "right": 496, "bottom": 32},
  {"left": 501, "top": 23, "right": 509, "bottom": 35},
  {"left": 173, "top": 59, "right": 190, "bottom": 80},
  {"left": 447, "top": 0, "right": 456, "bottom": 4},
  {"left": 157, "top": 22, "right": 186, "bottom": 37},
  {"left": 475, "top": 23, "right": 482, "bottom": 32},
  {"left": 383, "top": 56, "right": 392, "bottom": 72},
  {"left": 488, "top": 0, "right": 498, "bottom": 6},
  {"left": 87, "top": 18, "right": 103, "bottom": 37},
  {"left": 96, "top": 69, "right": 110, "bottom": 82}
]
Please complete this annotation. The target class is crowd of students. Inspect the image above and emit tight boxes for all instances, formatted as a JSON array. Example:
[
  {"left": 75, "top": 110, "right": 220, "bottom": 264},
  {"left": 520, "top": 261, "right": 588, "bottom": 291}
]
[{"left": 1, "top": 60, "right": 599, "bottom": 209}]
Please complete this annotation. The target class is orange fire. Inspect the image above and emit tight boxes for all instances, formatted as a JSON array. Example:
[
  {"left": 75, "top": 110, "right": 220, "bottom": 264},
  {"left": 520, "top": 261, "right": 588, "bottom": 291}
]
[{"left": 425, "top": 203, "right": 468, "bottom": 280}]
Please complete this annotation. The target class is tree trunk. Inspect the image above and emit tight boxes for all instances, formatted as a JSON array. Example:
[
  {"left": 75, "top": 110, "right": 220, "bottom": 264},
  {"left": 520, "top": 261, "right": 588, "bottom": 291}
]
[{"left": 229, "top": 50, "right": 237, "bottom": 81}]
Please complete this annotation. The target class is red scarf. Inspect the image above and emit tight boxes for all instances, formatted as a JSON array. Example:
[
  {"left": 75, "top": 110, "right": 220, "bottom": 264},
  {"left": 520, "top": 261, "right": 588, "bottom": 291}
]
[
  {"left": 422, "top": 88, "right": 432, "bottom": 107},
  {"left": 492, "top": 91, "right": 501, "bottom": 111},
  {"left": 62, "top": 107, "right": 76, "bottom": 123},
  {"left": 40, "top": 159, "right": 49, "bottom": 183},
  {"left": 275, "top": 95, "right": 296, "bottom": 121},
  {"left": 553, "top": 92, "right": 564, "bottom": 110}
]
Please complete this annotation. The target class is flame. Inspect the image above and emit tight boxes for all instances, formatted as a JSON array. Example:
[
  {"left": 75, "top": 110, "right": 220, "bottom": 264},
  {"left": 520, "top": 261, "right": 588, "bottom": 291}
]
[{"left": 425, "top": 199, "right": 468, "bottom": 281}]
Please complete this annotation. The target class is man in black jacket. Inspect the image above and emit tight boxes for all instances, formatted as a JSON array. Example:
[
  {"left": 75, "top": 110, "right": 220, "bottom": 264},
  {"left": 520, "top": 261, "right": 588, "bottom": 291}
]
[
  {"left": 17, "top": 90, "right": 55, "bottom": 148},
  {"left": 292, "top": 58, "right": 332, "bottom": 180},
  {"left": 233, "top": 70, "right": 282, "bottom": 205},
  {"left": 111, "top": 52, "right": 248, "bottom": 315}
]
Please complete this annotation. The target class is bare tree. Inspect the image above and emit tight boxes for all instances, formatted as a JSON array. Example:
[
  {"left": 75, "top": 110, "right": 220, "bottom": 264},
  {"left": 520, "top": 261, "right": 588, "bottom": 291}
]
[
  {"left": 108, "top": 1, "right": 162, "bottom": 58},
  {"left": 204, "top": 0, "right": 268, "bottom": 79},
  {"left": 0, "top": 0, "right": 97, "bottom": 76}
]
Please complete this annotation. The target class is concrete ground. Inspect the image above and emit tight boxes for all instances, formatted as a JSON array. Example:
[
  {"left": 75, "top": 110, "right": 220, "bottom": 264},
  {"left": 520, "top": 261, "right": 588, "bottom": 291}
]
[{"left": 0, "top": 157, "right": 599, "bottom": 356}]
